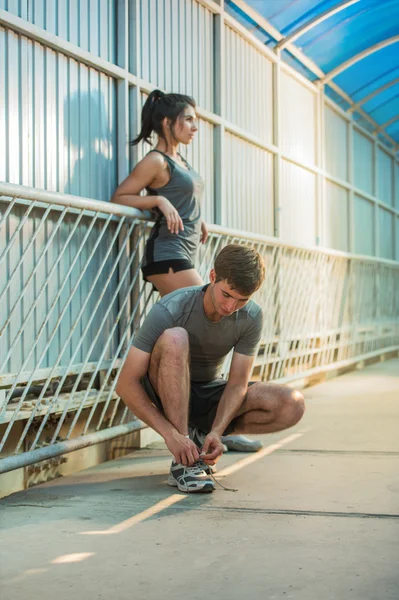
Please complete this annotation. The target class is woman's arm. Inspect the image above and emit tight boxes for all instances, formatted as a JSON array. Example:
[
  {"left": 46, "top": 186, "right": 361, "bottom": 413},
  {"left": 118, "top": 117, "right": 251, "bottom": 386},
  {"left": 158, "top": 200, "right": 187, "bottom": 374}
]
[
  {"left": 111, "top": 153, "right": 165, "bottom": 211},
  {"left": 111, "top": 153, "right": 183, "bottom": 233}
]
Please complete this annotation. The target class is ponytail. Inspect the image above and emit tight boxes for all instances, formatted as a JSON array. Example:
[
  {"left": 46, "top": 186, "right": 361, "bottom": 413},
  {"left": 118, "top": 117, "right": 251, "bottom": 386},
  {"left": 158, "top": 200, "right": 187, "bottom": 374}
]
[
  {"left": 130, "top": 89, "right": 196, "bottom": 146},
  {"left": 131, "top": 90, "right": 165, "bottom": 146}
]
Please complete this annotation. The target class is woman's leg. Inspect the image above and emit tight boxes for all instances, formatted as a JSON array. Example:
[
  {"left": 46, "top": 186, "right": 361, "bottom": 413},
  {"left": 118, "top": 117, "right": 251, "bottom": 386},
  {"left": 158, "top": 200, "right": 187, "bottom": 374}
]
[{"left": 147, "top": 268, "right": 204, "bottom": 297}]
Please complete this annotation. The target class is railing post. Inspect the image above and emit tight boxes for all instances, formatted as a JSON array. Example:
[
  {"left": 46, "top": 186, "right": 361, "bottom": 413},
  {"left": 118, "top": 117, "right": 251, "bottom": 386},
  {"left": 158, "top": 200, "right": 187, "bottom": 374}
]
[
  {"left": 348, "top": 118, "right": 355, "bottom": 253},
  {"left": 315, "top": 82, "right": 325, "bottom": 247},
  {"left": 116, "top": 0, "right": 130, "bottom": 185},
  {"left": 213, "top": 3, "right": 224, "bottom": 225},
  {"left": 272, "top": 50, "right": 281, "bottom": 239}
]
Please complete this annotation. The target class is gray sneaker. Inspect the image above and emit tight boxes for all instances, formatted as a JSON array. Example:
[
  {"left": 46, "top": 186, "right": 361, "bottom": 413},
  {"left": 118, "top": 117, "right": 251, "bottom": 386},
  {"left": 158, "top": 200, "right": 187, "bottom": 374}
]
[
  {"left": 167, "top": 461, "right": 215, "bottom": 493},
  {"left": 221, "top": 435, "right": 263, "bottom": 452}
]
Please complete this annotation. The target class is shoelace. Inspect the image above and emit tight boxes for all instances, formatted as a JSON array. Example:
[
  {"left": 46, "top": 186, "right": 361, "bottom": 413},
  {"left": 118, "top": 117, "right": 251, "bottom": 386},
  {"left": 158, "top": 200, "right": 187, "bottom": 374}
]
[
  {"left": 197, "top": 459, "right": 238, "bottom": 493},
  {"left": 187, "top": 430, "right": 238, "bottom": 493},
  {"left": 186, "top": 462, "right": 208, "bottom": 476}
]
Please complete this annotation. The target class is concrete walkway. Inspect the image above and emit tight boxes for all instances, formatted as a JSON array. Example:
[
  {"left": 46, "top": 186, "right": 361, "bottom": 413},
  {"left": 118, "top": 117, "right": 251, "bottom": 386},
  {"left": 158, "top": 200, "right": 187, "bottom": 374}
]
[{"left": 1, "top": 359, "right": 399, "bottom": 600}]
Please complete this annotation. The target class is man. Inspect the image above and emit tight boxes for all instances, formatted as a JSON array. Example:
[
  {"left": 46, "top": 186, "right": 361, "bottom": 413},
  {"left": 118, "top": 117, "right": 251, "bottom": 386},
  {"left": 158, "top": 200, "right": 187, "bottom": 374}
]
[{"left": 116, "top": 244, "right": 305, "bottom": 493}]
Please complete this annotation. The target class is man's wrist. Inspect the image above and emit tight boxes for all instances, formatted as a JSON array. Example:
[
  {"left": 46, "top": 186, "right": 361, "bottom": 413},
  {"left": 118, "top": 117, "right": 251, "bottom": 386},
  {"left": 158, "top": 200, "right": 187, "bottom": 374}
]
[
  {"left": 162, "top": 425, "right": 178, "bottom": 443},
  {"left": 163, "top": 426, "right": 188, "bottom": 443},
  {"left": 209, "top": 428, "right": 223, "bottom": 438}
]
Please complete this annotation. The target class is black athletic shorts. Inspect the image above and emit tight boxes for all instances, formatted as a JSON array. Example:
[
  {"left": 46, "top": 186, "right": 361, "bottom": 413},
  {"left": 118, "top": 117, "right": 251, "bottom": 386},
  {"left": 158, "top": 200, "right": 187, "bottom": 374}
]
[
  {"left": 141, "top": 373, "right": 256, "bottom": 435},
  {"left": 141, "top": 259, "right": 195, "bottom": 282}
]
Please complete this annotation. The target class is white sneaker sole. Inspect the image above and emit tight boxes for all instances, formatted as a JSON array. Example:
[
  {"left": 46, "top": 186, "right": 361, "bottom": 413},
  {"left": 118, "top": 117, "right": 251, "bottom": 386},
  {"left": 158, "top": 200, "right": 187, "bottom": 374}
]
[{"left": 167, "top": 474, "right": 215, "bottom": 493}]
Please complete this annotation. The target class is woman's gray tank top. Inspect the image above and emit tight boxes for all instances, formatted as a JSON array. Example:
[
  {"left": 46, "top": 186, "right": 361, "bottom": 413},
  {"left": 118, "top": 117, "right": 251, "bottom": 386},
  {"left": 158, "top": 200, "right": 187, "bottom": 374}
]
[{"left": 142, "top": 149, "right": 204, "bottom": 266}]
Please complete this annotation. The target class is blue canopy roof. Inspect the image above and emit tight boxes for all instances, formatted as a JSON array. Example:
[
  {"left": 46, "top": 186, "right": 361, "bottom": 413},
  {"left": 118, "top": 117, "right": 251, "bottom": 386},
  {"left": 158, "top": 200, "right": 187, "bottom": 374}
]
[{"left": 226, "top": 0, "right": 399, "bottom": 150}]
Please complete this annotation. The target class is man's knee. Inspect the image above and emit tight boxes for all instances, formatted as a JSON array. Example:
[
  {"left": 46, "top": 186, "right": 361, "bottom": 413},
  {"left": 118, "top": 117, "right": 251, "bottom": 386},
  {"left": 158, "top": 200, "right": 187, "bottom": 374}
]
[
  {"left": 282, "top": 388, "right": 305, "bottom": 426},
  {"left": 253, "top": 384, "right": 305, "bottom": 427},
  {"left": 158, "top": 327, "right": 189, "bottom": 355}
]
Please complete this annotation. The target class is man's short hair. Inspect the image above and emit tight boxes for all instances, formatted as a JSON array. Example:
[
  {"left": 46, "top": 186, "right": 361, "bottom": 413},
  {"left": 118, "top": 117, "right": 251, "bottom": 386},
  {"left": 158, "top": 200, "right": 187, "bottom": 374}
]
[{"left": 214, "top": 244, "right": 265, "bottom": 296}]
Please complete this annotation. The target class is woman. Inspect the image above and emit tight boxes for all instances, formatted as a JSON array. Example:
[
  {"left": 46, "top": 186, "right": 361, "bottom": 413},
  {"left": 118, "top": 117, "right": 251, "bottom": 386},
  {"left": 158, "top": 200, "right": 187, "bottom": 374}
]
[
  {"left": 112, "top": 89, "right": 262, "bottom": 453},
  {"left": 111, "top": 89, "right": 207, "bottom": 296}
]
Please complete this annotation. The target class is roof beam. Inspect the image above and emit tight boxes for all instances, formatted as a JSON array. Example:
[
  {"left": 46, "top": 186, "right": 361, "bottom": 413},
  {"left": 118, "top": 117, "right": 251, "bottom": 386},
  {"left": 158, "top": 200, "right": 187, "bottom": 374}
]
[
  {"left": 275, "top": 0, "right": 360, "bottom": 51},
  {"left": 375, "top": 114, "right": 399, "bottom": 133},
  {"left": 229, "top": 1, "right": 398, "bottom": 150},
  {"left": 327, "top": 80, "right": 397, "bottom": 147},
  {"left": 322, "top": 36, "right": 399, "bottom": 83},
  {"left": 348, "top": 78, "right": 399, "bottom": 113}
]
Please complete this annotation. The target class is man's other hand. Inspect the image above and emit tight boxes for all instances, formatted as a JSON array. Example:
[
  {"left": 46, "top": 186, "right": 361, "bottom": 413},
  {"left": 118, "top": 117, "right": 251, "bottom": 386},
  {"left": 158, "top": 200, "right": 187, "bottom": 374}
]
[{"left": 200, "top": 431, "right": 224, "bottom": 464}]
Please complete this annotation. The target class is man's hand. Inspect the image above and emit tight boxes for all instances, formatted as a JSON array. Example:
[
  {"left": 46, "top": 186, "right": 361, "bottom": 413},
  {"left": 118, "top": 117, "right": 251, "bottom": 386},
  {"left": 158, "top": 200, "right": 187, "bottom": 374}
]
[
  {"left": 200, "top": 431, "right": 224, "bottom": 464},
  {"left": 164, "top": 430, "right": 200, "bottom": 466}
]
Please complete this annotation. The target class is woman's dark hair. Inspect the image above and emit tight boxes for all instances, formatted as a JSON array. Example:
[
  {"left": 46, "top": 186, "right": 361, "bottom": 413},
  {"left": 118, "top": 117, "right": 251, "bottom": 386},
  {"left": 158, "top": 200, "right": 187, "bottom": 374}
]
[{"left": 131, "top": 89, "right": 196, "bottom": 146}]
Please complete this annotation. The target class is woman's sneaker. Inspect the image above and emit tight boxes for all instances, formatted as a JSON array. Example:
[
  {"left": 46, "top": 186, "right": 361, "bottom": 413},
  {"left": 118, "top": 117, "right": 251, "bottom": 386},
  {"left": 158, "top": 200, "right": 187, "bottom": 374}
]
[{"left": 167, "top": 461, "right": 215, "bottom": 493}]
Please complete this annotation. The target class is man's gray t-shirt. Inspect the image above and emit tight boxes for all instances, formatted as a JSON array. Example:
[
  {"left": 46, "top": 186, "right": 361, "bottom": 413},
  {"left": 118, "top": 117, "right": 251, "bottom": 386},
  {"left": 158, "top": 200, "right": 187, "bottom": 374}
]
[{"left": 132, "top": 285, "right": 263, "bottom": 382}]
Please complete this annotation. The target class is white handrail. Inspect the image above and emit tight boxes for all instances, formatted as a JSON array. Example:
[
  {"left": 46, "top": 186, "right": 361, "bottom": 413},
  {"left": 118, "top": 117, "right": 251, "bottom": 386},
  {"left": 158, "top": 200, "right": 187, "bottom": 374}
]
[{"left": 1, "top": 182, "right": 398, "bottom": 266}]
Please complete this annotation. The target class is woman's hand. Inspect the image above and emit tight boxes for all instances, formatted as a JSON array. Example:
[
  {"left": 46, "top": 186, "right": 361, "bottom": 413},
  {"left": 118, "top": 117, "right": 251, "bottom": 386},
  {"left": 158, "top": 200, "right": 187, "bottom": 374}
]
[
  {"left": 157, "top": 197, "right": 184, "bottom": 234},
  {"left": 200, "top": 220, "right": 208, "bottom": 244}
]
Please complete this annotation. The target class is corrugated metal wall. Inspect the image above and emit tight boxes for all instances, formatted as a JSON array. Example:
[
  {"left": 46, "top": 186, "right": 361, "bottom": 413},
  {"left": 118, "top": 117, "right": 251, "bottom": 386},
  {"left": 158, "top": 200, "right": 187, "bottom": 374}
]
[
  {"left": 224, "top": 24, "right": 273, "bottom": 142},
  {"left": 353, "top": 130, "right": 373, "bottom": 195},
  {"left": 325, "top": 182, "right": 349, "bottom": 252},
  {"left": 280, "top": 72, "right": 316, "bottom": 167},
  {"left": 0, "top": 24, "right": 117, "bottom": 201},
  {"left": 325, "top": 106, "right": 348, "bottom": 182},
  {"left": 1, "top": 0, "right": 398, "bottom": 256},
  {"left": 354, "top": 195, "right": 374, "bottom": 256},
  {"left": 280, "top": 161, "right": 316, "bottom": 247},
  {"left": 140, "top": 0, "right": 213, "bottom": 111},
  {"left": 224, "top": 132, "right": 273, "bottom": 235},
  {"left": 0, "top": 0, "right": 116, "bottom": 62},
  {"left": 377, "top": 148, "right": 393, "bottom": 206},
  {"left": 324, "top": 105, "right": 397, "bottom": 259},
  {"left": 379, "top": 208, "right": 394, "bottom": 260}
]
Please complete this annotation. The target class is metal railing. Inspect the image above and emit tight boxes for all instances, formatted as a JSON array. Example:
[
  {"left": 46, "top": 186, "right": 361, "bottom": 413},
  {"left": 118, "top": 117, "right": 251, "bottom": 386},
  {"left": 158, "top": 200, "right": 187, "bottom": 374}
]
[{"left": 1, "top": 183, "right": 398, "bottom": 473}]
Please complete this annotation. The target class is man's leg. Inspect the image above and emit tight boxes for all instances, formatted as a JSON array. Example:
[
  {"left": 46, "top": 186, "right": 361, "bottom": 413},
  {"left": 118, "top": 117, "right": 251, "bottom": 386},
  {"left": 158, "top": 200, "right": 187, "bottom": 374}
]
[
  {"left": 148, "top": 327, "right": 215, "bottom": 493},
  {"left": 229, "top": 382, "right": 305, "bottom": 435},
  {"left": 147, "top": 327, "right": 190, "bottom": 435}
]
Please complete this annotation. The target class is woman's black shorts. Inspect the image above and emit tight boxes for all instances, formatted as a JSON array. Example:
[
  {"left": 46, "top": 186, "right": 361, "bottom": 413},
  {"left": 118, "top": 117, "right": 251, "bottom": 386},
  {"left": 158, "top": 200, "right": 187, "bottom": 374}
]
[{"left": 141, "top": 259, "right": 195, "bottom": 282}]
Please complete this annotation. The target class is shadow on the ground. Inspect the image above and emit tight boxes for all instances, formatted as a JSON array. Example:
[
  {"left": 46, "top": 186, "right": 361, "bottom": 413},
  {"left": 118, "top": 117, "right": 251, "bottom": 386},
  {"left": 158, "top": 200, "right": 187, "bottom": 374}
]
[{"left": 1, "top": 467, "right": 216, "bottom": 532}]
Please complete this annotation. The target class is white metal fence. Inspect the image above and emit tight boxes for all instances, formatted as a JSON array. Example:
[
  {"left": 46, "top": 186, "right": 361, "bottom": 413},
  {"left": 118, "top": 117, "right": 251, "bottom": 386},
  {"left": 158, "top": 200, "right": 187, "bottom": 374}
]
[{"left": 1, "top": 182, "right": 399, "bottom": 473}]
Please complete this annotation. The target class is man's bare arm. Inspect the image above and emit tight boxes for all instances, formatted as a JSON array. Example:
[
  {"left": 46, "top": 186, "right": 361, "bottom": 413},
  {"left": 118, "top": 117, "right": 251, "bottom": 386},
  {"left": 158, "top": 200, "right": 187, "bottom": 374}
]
[
  {"left": 201, "top": 353, "right": 254, "bottom": 462},
  {"left": 116, "top": 347, "right": 199, "bottom": 465},
  {"left": 116, "top": 347, "right": 175, "bottom": 439},
  {"left": 211, "top": 353, "right": 254, "bottom": 435}
]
